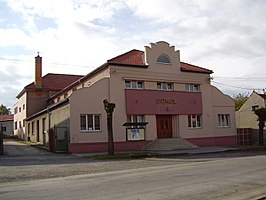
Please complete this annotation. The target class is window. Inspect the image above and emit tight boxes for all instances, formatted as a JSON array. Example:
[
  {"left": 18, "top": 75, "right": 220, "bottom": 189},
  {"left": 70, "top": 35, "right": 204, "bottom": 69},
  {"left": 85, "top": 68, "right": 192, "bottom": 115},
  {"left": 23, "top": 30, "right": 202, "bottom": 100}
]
[
  {"left": 32, "top": 122, "right": 35, "bottom": 135},
  {"left": 218, "top": 114, "right": 230, "bottom": 127},
  {"left": 157, "top": 82, "right": 173, "bottom": 90},
  {"left": 14, "top": 121, "right": 17, "bottom": 130},
  {"left": 2, "top": 126, "right": 6, "bottom": 132},
  {"left": 28, "top": 123, "right": 30, "bottom": 134},
  {"left": 23, "top": 104, "right": 25, "bottom": 110},
  {"left": 127, "top": 115, "right": 145, "bottom": 128},
  {"left": 125, "top": 80, "right": 144, "bottom": 89},
  {"left": 252, "top": 105, "right": 259, "bottom": 111},
  {"left": 19, "top": 107, "right": 21, "bottom": 112},
  {"left": 188, "top": 115, "right": 202, "bottom": 128},
  {"left": 186, "top": 84, "right": 200, "bottom": 92},
  {"left": 156, "top": 54, "right": 171, "bottom": 64},
  {"left": 80, "top": 114, "right": 101, "bottom": 131},
  {"left": 14, "top": 107, "right": 18, "bottom": 114}
]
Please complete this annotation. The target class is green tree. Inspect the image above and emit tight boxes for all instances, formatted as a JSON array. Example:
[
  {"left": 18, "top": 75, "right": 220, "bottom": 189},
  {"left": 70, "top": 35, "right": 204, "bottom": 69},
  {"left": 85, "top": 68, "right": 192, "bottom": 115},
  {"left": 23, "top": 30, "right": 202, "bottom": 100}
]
[
  {"left": 233, "top": 93, "right": 249, "bottom": 111},
  {"left": 253, "top": 107, "right": 266, "bottom": 145},
  {"left": 0, "top": 104, "right": 11, "bottom": 115}
]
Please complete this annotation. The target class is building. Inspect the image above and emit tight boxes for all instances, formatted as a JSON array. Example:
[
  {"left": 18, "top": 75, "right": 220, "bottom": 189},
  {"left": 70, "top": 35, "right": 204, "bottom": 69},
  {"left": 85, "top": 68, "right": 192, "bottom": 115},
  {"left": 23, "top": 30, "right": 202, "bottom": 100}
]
[
  {"left": 236, "top": 91, "right": 266, "bottom": 129},
  {"left": 236, "top": 91, "right": 266, "bottom": 144},
  {"left": 14, "top": 54, "right": 83, "bottom": 140},
  {"left": 26, "top": 41, "right": 237, "bottom": 153},
  {"left": 0, "top": 115, "right": 14, "bottom": 135}
]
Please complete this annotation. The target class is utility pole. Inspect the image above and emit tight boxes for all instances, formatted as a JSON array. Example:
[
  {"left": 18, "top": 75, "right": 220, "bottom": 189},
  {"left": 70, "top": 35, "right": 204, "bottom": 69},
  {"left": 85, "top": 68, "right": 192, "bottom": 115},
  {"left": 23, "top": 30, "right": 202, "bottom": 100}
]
[
  {"left": 0, "top": 124, "right": 3, "bottom": 155},
  {"left": 103, "top": 99, "right": 115, "bottom": 156}
]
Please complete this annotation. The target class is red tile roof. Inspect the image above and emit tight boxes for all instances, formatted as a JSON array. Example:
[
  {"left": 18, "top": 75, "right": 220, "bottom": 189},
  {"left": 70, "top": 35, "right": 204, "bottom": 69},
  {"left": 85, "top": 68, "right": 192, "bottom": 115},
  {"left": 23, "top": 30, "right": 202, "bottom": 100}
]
[
  {"left": 108, "top": 49, "right": 145, "bottom": 65},
  {"left": 17, "top": 73, "right": 83, "bottom": 98},
  {"left": 0, "top": 114, "right": 13, "bottom": 122},
  {"left": 26, "top": 73, "right": 83, "bottom": 91},
  {"left": 258, "top": 93, "right": 266, "bottom": 100},
  {"left": 107, "top": 49, "right": 213, "bottom": 74},
  {"left": 180, "top": 62, "right": 213, "bottom": 74}
]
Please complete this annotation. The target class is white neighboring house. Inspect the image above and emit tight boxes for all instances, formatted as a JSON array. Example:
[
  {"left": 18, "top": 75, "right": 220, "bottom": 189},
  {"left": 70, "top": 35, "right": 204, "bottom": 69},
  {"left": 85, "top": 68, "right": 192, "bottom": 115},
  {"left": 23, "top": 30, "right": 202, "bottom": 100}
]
[
  {"left": 0, "top": 115, "right": 14, "bottom": 135},
  {"left": 236, "top": 91, "right": 266, "bottom": 129}
]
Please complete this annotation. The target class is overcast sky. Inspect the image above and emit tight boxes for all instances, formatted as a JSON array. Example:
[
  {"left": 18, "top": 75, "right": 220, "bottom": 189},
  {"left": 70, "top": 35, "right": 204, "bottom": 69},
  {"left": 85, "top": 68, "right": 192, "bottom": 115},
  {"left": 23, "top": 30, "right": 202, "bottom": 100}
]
[{"left": 1, "top": 0, "right": 266, "bottom": 110}]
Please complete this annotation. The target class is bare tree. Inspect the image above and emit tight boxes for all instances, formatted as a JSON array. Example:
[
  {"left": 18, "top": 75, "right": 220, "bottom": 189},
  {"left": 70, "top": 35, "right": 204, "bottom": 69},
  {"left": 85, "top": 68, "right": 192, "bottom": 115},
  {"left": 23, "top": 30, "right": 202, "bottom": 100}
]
[
  {"left": 103, "top": 99, "right": 115, "bottom": 155},
  {"left": 253, "top": 108, "right": 266, "bottom": 145}
]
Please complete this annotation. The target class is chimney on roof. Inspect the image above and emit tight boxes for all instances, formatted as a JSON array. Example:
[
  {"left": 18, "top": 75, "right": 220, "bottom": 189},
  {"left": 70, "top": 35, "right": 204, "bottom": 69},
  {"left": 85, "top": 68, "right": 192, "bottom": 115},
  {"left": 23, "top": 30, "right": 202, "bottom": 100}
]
[{"left": 35, "top": 52, "right": 42, "bottom": 88}]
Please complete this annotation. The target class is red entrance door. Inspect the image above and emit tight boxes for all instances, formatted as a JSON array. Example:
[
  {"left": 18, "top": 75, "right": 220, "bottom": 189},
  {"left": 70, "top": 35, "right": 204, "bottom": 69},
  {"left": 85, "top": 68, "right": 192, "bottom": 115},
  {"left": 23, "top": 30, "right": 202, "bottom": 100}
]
[{"left": 156, "top": 115, "right": 172, "bottom": 138}]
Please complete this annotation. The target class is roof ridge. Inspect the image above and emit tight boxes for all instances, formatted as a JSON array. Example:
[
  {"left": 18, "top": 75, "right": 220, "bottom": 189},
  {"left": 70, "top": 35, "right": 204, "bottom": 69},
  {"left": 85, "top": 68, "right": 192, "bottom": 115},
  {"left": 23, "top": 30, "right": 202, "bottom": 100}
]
[{"left": 107, "top": 49, "right": 144, "bottom": 62}]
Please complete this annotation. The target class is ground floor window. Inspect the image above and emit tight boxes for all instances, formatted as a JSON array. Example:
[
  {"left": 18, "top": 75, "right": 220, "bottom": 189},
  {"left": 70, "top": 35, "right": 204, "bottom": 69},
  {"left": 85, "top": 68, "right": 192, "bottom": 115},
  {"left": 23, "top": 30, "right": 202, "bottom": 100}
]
[
  {"left": 188, "top": 115, "right": 202, "bottom": 128},
  {"left": 80, "top": 114, "right": 101, "bottom": 131},
  {"left": 218, "top": 114, "right": 230, "bottom": 127}
]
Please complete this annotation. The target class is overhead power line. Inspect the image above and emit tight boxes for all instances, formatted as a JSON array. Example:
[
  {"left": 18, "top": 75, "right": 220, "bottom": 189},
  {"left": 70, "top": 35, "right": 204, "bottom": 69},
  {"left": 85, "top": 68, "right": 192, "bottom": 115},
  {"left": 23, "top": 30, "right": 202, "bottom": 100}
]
[{"left": 212, "top": 81, "right": 260, "bottom": 90}]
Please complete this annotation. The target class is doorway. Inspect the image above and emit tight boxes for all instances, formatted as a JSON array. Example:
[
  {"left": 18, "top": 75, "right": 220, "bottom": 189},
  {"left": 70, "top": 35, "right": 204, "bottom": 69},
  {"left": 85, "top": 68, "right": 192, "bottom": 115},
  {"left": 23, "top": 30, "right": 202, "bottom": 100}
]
[{"left": 156, "top": 115, "right": 173, "bottom": 138}]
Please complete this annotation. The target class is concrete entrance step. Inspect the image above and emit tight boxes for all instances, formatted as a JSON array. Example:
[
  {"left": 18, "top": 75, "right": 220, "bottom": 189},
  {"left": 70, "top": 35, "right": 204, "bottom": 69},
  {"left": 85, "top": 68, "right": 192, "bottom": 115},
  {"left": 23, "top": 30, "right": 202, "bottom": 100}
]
[{"left": 143, "top": 138, "right": 197, "bottom": 151}]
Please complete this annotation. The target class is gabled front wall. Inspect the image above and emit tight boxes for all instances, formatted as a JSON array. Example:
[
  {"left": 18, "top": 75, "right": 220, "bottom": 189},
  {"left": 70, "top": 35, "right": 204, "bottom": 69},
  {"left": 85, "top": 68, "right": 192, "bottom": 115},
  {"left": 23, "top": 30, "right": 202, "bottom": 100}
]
[
  {"left": 236, "top": 92, "right": 265, "bottom": 128},
  {"left": 69, "top": 78, "right": 110, "bottom": 152}
]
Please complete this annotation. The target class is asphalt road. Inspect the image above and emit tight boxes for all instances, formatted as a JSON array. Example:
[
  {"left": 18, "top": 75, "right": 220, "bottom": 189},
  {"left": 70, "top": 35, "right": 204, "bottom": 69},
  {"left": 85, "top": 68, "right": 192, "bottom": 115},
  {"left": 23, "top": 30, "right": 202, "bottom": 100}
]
[{"left": 1, "top": 140, "right": 266, "bottom": 200}]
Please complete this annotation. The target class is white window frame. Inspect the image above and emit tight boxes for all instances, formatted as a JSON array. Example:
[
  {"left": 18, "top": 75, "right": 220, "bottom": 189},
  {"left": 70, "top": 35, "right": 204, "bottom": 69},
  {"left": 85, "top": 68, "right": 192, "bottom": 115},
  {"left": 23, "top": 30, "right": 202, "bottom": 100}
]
[
  {"left": 218, "top": 114, "right": 230, "bottom": 127},
  {"left": 80, "top": 114, "right": 101, "bottom": 132},
  {"left": 156, "top": 54, "right": 171, "bottom": 64},
  {"left": 125, "top": 80, "right": 144, "bottom": 89},
  {"left": 157, "top": 82, "right": 173, "bottom": 91},
  {"left": 188, "top": 115, "right": 202, "bottom": 128},
  {"left": 186, "top": 84, "right": 200, "bottom": 92},
  {"left": 127, "top": 115, "right": 145, "bottom": 128}
]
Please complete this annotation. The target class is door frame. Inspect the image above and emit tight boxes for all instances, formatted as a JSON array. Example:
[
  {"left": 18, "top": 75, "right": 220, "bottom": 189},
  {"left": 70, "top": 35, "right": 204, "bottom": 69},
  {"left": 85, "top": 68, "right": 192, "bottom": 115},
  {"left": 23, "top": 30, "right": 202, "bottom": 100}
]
[{"left": 156, "top": 115, "right": 173, "bottom": 139}]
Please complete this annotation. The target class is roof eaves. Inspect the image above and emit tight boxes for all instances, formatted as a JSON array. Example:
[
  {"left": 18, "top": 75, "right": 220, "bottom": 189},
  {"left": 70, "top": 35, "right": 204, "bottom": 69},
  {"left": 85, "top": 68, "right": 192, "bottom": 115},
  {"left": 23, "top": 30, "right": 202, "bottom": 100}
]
[
  {"left": 181, "top": 68, "right": 213, "bottom": 74},
  {"left": 26, "top": 98, "right": 69, "bottom": 121},
  {"left": 48, "top": 62, "right": 109, "bottom": 101},
  {"left": 107, "top": 61, "right": 149, "bottom": 68}
]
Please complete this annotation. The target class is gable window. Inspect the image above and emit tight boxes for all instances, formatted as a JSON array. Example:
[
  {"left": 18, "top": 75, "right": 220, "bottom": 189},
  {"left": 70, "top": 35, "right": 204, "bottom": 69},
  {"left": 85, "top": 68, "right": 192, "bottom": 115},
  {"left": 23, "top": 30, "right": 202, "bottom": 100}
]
[
  {"left": 80, "top": 114, "right": 101, "bottom": 131},
  {"left": 218, "top": 114, "right": 230, "bottom": 127},
  {"left": 188, "top": 115, "right": 202, "bottom": 128},
  {"left": 125, "top": 80, "right": 144, "bottom": 89},
  {"left": 157, "top": 82, "right": 173, "bottom": 90},
  {"left": 156, "top": 54, "right": 171, "bottom": 64},
  {"left": 186, "top": 84, "right": 200, "bottom": 92},
  {"left": 252, "top": 105, "right": 259, "bottom": 111}
]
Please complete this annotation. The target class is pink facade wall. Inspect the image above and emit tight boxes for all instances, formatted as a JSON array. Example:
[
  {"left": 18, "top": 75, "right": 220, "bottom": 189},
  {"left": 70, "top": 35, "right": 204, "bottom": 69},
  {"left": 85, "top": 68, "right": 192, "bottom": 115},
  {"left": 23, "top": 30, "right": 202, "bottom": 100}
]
[
  {"left": 125, "top": 89, "right": 203, "bottom": 115},
  {"left": 69, "top": 141, "right": 152, "bottom": 153},
  {"left": 187, "top": 135, "right": 236, "bottom": 146}
]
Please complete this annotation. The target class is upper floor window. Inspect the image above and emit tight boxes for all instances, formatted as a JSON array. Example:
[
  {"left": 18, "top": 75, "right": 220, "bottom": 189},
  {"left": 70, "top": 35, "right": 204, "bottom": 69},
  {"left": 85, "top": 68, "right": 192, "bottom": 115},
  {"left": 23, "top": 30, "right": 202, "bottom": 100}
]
[
  {"left": 186, "top": 84, "right": 200, "bottom": 92},
  {"left": 157, "top": 82, "right": 173, "bottom": 91},
  {"left": 125, "top": 80, "right": 144, "bottom": 89},
  {"left": 156, "top": 54, "right": 171, "bottom": 64},
  {"left": 14, "top": 107, "right": 18, "bottom": 114},
  {"left": 218, "top": 114, "right": 230, "bottom": 127}
]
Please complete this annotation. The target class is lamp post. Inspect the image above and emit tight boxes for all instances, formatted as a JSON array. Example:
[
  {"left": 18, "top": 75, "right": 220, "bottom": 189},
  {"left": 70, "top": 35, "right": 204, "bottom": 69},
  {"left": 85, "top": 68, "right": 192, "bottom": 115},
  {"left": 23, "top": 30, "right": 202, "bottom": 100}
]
[{"left": 103, "top": 99, "right": 115, "bottom": 155}]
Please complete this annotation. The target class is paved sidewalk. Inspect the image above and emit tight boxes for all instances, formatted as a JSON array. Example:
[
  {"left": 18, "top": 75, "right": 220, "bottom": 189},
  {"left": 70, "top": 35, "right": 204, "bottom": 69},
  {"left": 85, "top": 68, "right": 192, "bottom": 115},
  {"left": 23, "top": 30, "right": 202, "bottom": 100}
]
[
  {"left": 3, "top": 139, "right": 49, "bottom": 156},
  {"left": 152, "top": 146, "right": 238, "bottom": 156},
  {"left": 73, "top": 146, "right": 238, "bottom": 158}
]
